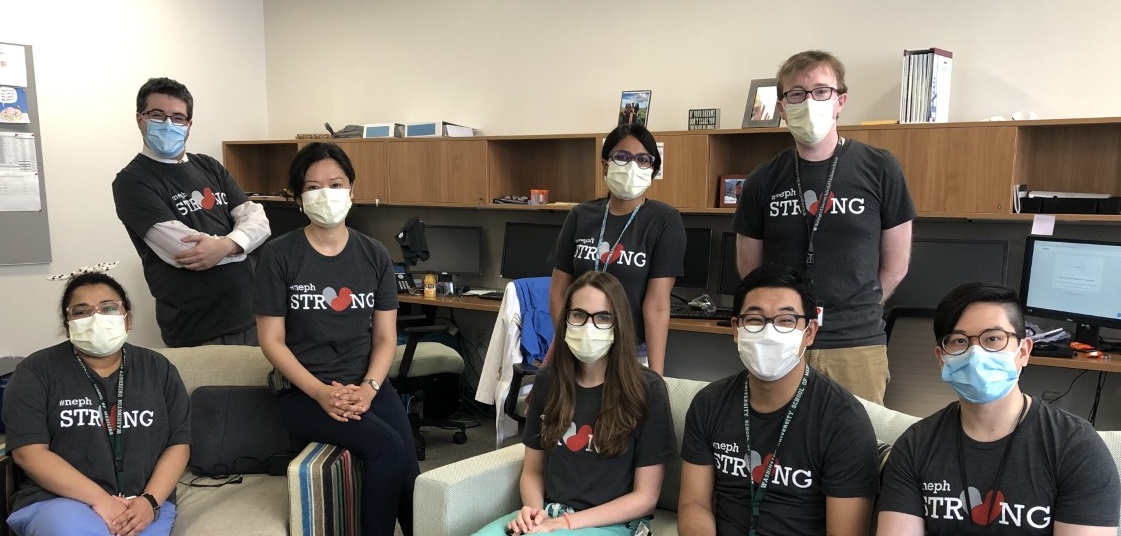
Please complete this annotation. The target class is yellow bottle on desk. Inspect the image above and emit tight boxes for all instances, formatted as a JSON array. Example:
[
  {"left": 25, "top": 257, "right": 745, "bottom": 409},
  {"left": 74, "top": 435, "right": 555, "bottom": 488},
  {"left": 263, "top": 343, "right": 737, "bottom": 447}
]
[{"left": 423, "top": 271, "right": 437, "bottom": 299}]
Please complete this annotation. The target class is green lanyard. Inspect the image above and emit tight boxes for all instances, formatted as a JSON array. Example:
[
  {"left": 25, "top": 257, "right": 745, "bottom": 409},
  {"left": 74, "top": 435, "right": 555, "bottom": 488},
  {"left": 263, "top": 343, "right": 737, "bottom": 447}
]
[
  {"left": 74, "top": 347, "right": 127, "bottom": 494},
  {"left": 744, "top": 364, "right": 809, "bottom": 536}
]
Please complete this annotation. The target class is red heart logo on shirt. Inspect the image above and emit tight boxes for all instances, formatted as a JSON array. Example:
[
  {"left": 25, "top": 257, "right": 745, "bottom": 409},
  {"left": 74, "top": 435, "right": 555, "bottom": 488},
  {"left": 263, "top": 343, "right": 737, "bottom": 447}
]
[
  {"left": 751, "top": 453, "right": 775, "bottom": 485},
  {"left": 330, "top": 287, "right": 353, "bottom": 311},
  {"left": 806, "top": 191, "right": 835, "bottom": 216},
  {"left": 564, "top": 424, "right": 594, "bottom": 452},
  {"left": 200, "top": 187, "right": 217, "bottom": 210},
  {"left": 971, "top": 489, "right": 1004, "bottom": 526},
  {"left": 598, "top": 243, "right": 625, "bottom": 265}
]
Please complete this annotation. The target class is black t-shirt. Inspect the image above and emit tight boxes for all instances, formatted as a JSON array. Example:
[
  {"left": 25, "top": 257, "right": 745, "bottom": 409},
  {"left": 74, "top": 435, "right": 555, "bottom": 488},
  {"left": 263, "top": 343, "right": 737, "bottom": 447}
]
[
  {"left": 112, "top": 153, "right": 256, "bottom": 346},
  {"left": 2, "top": 342, "right": 191, "bottom": 512},
  {"left": 681, "top": 367, "right": 880, "bottom": 535},
  {"left": 253, "top": 228, "right": 399, "bottom": 385},
  {"left": 733, "top": 140, "right": 915, "bottom": 349},
  {"left": 549, "top": 198, "right": 686, "bottom": 342},
  {"left": 878, "top": 398, "right": 1121, "bottom": 534},
  {"left": 522, "top": 367, "right": 677, "bottom": 511}
]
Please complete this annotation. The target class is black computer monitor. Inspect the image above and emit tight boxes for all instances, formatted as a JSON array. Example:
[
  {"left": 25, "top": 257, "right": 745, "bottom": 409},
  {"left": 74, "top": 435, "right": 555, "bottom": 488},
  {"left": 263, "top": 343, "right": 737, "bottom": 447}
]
[
  {"left": 500, "top": 222, "right": 562, "bottom": 280},
  {"left": 718, "top": 232, "right": 740, "bottom": 295},
  {"left": 887, "top": 238, "right": 1008, "bottom": 310},
  {"left": 412, "top": 225, "right": 484, "bottom": 275},
  {"left": 1021, "top": 236, "right": 1121, "bottom": 345},
  {"left": 676, "top": 228, "right": 712, "bottom": 288}
]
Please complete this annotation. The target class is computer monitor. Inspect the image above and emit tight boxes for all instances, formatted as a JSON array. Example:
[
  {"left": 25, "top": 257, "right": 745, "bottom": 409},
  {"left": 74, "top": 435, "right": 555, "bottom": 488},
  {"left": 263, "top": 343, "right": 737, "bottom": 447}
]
[
  {"left": 676, "top": 228, "right": 712, "bottom": 288},
  {"left": 886, "top": 238, "right": 1008, "bottom": 310},
  {"left": 500, "top": 222, "right": 562, "bottom": 280},
  {"left": 718, "top": 232, "right": 741, "bottom": 295},
  {"left": 1021, "top": 236, "right": 1121, "bottom": 345},
  {"left": 411, "top": 225, "right": 484, "bottom": 275}
]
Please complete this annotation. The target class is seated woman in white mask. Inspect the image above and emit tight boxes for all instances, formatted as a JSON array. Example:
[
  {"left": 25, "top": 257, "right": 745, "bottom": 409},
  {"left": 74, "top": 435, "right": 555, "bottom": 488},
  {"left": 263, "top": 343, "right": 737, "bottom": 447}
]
[
  {"left": 472, "top": 271, "right": 677, "bottom": 535},
  {"left": 547, "top": 124, "right": 687, "bottom": 375},
  {"left": 4, "top": 268, "right": 190, "bottom": 536}
]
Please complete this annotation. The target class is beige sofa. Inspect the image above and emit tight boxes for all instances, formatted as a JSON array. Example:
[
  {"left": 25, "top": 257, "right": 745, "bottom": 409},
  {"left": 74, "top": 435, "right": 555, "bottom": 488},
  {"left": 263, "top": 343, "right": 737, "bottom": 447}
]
[{"left": 415, "top": 376, "right": 1121, "bottom": 536}]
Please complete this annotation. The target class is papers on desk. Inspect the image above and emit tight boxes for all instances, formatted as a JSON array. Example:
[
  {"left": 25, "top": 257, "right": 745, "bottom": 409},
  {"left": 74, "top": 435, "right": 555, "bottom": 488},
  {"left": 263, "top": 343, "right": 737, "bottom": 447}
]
[{"left": 463, "top": 289, "right": 501, "bottom": 296}]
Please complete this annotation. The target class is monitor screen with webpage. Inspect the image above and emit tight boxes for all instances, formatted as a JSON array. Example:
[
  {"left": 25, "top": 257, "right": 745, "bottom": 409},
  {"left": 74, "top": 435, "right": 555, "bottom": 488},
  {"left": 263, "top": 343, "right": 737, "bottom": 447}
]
[
  {"left": 676, "top": 228, "right": 712, "bottom": 289},
  {"left": 411, "top": 225, "right": 484, "bottom": 275},
  {"left": 1021, "top": 236, "right": 1121, "bottom": 345},
  {"left": 500, "top": 222, "right": 562, "bottom": 280}
]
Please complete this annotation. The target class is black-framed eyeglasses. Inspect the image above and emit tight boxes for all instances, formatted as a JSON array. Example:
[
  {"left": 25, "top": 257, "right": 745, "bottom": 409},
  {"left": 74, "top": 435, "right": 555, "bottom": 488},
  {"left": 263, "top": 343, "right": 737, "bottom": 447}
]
[
  {"left": 66, "top": 300, "right": 126, "bottom": 320},
  {"left": 781, "top": 87, "right": 839, "bottom": 104},
  {"left": 939, "top": 329, "right": 1019, "bottom": 356},
  {"left": 731, "top": 313, "right": 808, "bottom": 333},
  {"left": 566, "top": 308, "right": 614, "bottom": 330},
  {"left": 141, "top": 109, "right": 190, "bottom": 126},
  {"left": 607, "top": 150, "right": 656, "bottom": 170}
]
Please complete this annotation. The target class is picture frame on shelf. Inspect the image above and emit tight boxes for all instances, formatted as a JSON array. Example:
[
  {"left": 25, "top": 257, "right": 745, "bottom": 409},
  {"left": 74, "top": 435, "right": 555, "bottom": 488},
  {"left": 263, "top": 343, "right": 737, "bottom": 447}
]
[
  {"left": 718, "top": 174, "right": 749, "bottom": 208},
  {"left": 742, "top": 78, "right": 781, "bottom": 128},
  {"left": 618, "top": 90, "right": 652, "bottom": 127}
]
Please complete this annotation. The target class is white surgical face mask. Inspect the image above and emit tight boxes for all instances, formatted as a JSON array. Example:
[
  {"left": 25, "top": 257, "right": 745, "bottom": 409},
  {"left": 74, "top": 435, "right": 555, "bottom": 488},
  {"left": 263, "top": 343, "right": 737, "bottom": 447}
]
[
  {"left": 736, "top": 325, "right": 805, "bottom": 381},
  {"left": 565, "top": 323, "right": 615, "bottom": 363},
  {"left": 301, "top": 188, "right": 352, "bottom": 228},
  {"left": 604, "top": 161, "right": 653, "bottom": 200},
  {"left": 69, "top": 314, "right": 128, "bottom": 357},
  {"left": 784, "top": 97, "right": 836, "bottom": 146}
]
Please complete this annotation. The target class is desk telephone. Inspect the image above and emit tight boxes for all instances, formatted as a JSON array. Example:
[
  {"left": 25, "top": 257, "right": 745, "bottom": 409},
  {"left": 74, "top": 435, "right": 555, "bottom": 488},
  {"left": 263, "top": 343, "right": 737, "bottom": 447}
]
[{"left": 393, "top": 263, "right": 417, "bottom": 293}]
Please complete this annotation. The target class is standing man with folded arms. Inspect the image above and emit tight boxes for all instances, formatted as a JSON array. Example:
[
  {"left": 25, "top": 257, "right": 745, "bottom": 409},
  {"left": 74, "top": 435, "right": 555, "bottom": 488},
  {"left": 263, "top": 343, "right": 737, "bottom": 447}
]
[
  {"left": 734, "top": 50, "right": 915, "bottom": 404},
  {"left": 113, "top": 77, "right": 270, "bottom": 347}
]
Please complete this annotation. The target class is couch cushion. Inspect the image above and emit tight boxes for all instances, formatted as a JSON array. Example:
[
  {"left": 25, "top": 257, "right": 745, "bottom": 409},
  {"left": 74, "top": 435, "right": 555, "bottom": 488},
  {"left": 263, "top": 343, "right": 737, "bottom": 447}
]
[
  {"left": 857, "top": 396, "right": 921, "bottom": 446},
  {"left": 174, "top": 474, "right": 288, "bottom": 536},
  {"left": 659, "top": 377, "right": 709, "bottom": 512},
  {"left": 159, "top": 345, "right": 272, "bottom": 394}
]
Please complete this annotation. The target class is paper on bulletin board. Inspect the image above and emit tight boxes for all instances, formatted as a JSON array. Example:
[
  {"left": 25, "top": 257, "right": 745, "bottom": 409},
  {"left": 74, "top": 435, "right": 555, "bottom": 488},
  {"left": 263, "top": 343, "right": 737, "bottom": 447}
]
[
  {"left": 0, "top": 44, "right": 27, "bottom": 87},
  {"left": 0, "top": 132, "right": 37, "bottom": 172},
  {"left": 0, "top": 86, "right": 29, "bottom": 123},
  {"left": 0, "top": 171, "right": 40, "bottom": 211}
]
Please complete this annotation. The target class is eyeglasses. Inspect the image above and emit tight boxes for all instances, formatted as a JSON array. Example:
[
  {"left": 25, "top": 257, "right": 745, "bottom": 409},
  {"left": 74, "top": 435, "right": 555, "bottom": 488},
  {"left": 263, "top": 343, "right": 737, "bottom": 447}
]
[
  {"left": 940, "top": 329, "right": 1019, "bottom": 356},
  {"left": 781, "top": 87, "right": 839, "bottom": 104},
  {"left": 566, "top": 308, "right": 614, "bottom": 330},
  {"left": 607, "top": 150, "right": 656, "bottom": 170},
  {"left": 141, "top": 109, "right": 190, "bottom": 126},
  {"left": 66, "top": 300, "right": 126, "bottom": 320},
  {"left": 731, "top": 313, "right": 808, "bottom": 333}
]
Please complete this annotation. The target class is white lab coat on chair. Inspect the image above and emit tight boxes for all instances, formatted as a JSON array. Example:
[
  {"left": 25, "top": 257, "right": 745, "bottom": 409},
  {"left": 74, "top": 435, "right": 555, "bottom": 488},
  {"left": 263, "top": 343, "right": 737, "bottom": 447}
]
[{"left": 475, "top": 281, "right": 524, "bottom": 448}]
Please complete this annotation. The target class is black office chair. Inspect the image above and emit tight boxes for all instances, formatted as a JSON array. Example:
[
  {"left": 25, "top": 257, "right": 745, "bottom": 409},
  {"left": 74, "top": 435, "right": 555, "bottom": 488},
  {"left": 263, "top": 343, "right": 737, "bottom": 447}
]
[{"left": 393, "top": 315, "right": 468, "bottom": 461}]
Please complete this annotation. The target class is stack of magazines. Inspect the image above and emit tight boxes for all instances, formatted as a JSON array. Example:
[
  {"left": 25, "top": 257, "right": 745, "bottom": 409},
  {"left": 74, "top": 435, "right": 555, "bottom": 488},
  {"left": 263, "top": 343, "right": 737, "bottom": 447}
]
[{"left": 899, "top": 48, "right": 953, "bottom": 123}]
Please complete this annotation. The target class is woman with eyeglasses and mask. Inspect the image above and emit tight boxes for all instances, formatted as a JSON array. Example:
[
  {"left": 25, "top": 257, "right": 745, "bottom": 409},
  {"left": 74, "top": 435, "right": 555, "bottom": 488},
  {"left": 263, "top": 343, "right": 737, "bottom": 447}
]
[
  {"left": 3, "top": 272, "right": 190, "bottom": 536},
  {"left": 254, "top": 142, "right": 418, "bottom": 536},
  {"left": 473, "top": 271, "right": 676, "bottom": 535},
  {"left": 877, "top": 283, "right": 1120, "bottom": 535},
  {"left": 548, "top": 124, "right": 686, "bottom": 375}
]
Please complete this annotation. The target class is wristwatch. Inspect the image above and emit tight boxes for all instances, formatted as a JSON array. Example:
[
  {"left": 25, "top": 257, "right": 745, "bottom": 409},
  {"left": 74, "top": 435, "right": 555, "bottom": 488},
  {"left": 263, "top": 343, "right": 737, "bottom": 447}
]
[
  {"left": 363, "top": 378, "right": 381, "bottom": 392},
  {"left": 141, "top": 492, "right": 160, "bottom": 515}
]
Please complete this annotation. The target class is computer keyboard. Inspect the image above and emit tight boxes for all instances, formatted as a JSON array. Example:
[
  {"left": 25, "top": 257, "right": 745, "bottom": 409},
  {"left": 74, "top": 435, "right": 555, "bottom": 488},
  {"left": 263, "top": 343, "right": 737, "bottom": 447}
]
[
  {"left": 670, "top": 306, "right": 735, "bottom": 320},
  {"left": 477, "top": 291, "right": 505, "bottom": 301}
]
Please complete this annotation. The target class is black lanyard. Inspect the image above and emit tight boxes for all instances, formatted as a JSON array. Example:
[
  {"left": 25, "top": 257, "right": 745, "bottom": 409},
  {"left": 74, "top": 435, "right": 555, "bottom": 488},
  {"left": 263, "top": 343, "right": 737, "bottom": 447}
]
[
  {"left": 956, "top": 393, "right": 1029, "bottom": 532},
  {"left": 744, "top": 364, "right": 809, "bottom": 536},
  {"left": 593, "top": 200, "right": 641, "bottom": 272},
  {"left": 792, "top": 139, "right": 843, "bottom": 275},
  {"left": 74, "top": 347, "right": 127, "bottom": 494}
]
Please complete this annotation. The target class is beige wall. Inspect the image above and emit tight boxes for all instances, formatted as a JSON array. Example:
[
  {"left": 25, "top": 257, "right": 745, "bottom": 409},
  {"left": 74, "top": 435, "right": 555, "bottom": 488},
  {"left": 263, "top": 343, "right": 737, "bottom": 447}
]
[
  {"left": 262, "top": 0, "right": 1120, "bottom": 137},
  {"left": 0, "top": 0, "right": 268, "bottom": 356}
]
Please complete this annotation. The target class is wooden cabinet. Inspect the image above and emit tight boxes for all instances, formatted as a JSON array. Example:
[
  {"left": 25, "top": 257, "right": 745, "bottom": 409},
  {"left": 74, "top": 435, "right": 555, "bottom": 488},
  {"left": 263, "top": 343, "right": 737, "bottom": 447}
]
[{"left": 222, "top": 117, "right": 1121, "bottom": 220}]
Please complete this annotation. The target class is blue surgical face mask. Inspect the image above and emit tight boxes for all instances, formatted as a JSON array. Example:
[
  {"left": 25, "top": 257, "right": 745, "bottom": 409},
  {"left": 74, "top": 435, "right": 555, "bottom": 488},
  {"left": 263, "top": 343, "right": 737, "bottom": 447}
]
[
  {"left": 941, "top": 344, "right": 1021, "bottom": 404},
  {"left": 145, "top": 119, "right": 188, "bottom": 159}
]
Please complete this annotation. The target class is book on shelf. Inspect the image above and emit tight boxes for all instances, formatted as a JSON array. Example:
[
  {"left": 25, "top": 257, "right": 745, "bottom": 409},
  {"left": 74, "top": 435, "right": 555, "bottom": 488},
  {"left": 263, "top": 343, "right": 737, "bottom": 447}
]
[{"left": 899, "top": 48, "right": 953, "bottom": 123}]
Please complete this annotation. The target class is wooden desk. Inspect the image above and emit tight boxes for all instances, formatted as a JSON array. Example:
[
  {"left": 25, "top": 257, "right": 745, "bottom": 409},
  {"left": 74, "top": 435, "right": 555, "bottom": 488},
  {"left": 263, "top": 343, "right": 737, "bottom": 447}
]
[
  {"left": 397, "top": 293, "right": 733, "bottom": 335},
  {"left": 1030, "top": 352, "right": 1118, "bottom": 424}
]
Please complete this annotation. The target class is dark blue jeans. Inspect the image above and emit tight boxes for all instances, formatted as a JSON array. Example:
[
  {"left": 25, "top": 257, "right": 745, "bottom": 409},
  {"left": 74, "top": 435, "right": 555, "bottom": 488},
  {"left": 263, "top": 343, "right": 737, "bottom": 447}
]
[{"left": 279, "top": 380, "right": 419, "bottom": 536}]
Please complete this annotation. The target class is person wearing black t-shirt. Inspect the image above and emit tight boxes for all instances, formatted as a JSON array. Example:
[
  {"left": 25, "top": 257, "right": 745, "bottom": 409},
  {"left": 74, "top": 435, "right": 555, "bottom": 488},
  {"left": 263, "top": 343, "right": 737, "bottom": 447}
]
[
  {"left": 679, "top": 264, "right": 879, "bottom": 535},
  {"left": 877, "top": 283, "right": 1120, "bottom": 535}
]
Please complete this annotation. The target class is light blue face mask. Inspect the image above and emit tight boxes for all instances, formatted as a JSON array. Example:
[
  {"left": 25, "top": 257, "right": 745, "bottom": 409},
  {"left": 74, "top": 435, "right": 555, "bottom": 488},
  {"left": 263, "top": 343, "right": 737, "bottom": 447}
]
[
  {"left": 145, "top": 119, "right": 188, "bottom": 159},
  {"left": 941, "top": 344, "right": 1021, "bottom": 404}
]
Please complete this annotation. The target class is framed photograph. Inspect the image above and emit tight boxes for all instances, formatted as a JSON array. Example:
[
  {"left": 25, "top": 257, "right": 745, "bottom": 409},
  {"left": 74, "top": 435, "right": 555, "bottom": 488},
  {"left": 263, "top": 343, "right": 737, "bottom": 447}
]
[
  {"left": 619, "top": 90, "right": 652, "bottom": 127},
  {"left": 742, "top": 78, "right": 781, "bottom": 128},
  {"left": 718, "top": 174, "right": 749, "bottom": 208}
]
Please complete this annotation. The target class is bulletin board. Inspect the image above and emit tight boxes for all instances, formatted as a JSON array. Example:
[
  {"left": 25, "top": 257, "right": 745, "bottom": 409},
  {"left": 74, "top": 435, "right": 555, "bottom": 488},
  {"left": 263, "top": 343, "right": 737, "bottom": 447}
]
[{"left": 0, "top": 42, "right": 50, "bottom": 265}]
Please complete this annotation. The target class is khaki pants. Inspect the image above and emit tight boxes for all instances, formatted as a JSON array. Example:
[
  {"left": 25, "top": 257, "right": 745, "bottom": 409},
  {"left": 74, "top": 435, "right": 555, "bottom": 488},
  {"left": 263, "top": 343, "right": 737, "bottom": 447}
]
[{"left": 805, "top": 345, "right": 889, "bottom": 405}]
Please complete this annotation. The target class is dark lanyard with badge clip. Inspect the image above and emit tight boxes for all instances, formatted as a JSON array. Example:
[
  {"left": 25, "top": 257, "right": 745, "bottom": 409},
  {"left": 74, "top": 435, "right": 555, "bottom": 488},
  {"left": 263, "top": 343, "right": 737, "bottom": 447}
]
[
  {"left": 792, "top": 139, "right": 843, "bottom": 285},
  {"left": 744, "top": 363, "right": 809, "bottom": 536},
  {"left": 74, "top": 347, "right": 127, "bottom": 494},
  {"left": 593, "top": 201, "right": 641, "bottom": 272},
  {"left": 956, "top": 393, "right": 1029, "bottom": 533}
]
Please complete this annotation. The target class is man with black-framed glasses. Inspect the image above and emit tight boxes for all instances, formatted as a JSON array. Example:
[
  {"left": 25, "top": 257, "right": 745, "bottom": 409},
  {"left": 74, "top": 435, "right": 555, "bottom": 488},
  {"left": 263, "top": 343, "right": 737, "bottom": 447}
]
[
  {"left": 733, "top": 50, "right": 916, "bottom": 405},
  {"left": 679, "top": 264, "right": 879, "bottom": 535},
  {"left": 112, "top": 77, "right": 270, "bottom": 347},
  {"left": 877, "top": 282, "right": 1120, "bottom": 534}
]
